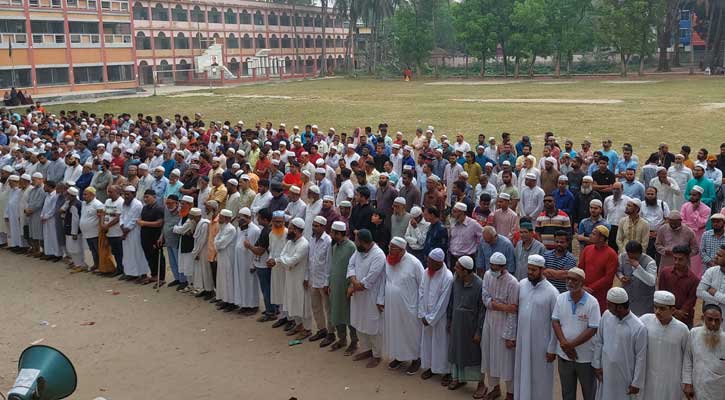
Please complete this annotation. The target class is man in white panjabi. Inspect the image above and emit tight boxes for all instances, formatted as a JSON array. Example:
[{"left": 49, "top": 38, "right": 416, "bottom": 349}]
[
  {"left": 214, "top": 209, "right": 237, "bottom": 312},
  {"left": 683, "top": 303, "right": 725, "bottom": 400},
  {"left": 274, "top": 217, "right": 311, "bottom": 340},
  {"left": 172, "top": 196, "right": 196, "bottom": 292},
  {"left": 62, "top": 187, "right": 85, "bottom": 269},
  {"left": 4, "top": 175, "right": 23, "bottom": 250},
  {"left": 592, "top": 287, "right": 648, "bottom": 400},
  {"left": 383, "top": 236, "right": 425, "bottom": 375},
  {"left": 190, "top": 207, "right": 214, "bottom": 299},
  {"left": 40, "top": 180, "right": 61, "bottom": 260},
  {"left": 514, "top": 254, "right": 559, "bottom": 400},
  {"left": 347, "top": 228, "right": 387, "bottom": 368},
  {"left": 640, "top": 290, "right": 689, "bottom": 400},
  {"left": 479, "top": 252, "right": 519, "bottom": 400},
  {"left": 120, "top": 186, "right": 149, "bottom": 279},
  {"left": 306, "top": 215, "right": 336, "bottom": 347},
  {"left": 302, "top": 185, "right": 322, "bottom": 240},
  {"left": 0, "top": 165, "right": 14, "bottom": 246},
  {"left": 233, "top": 207, "right": 260, "bottom": 315},
  {"left": 418, "top": 248, "right": 454, "bottom": 383},
  {"left": 268, "top": 211, "right": 291, "bottom": 330}
]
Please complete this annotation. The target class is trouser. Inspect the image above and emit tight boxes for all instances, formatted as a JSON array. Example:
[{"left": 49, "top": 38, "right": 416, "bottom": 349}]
[
  {"left": 646, "top": 235, "right": 661, "bottom": 266},
  {"left": 607, "top": 225, "right": 619, "bottom": 252},
  {"left": 86, "top": 237, "right": 99, "bottom": 268},
  {"left": 166, "top": 245, "right": 184, "bottom": 282},
  {"left": 210, "top": 261, "right": 217, "bottom": 287},
  {"left": 336, "top": 324, "right": 358, "bottom": 343},
  {"left": 107, "top": 236, "right": 124, "bottom": 274},
  {"left": 142, "top": 235, "right": 165, "bottom": 281},
  {"left": 486, "top": 377, "right": 513, "bottom": 394},
  {"left": 256, "top": 267, "right": 275, "bottom": 314},
  {"left": 310, "top": 287, "right": 334, "bottom": 333},
  {"left": 358, "top": 332, "right": 382, "bottom": 358},
  {"left": 293, "top": 315, "right": 312, "bottom": 329},
  {"left": 557, "top": 357, "right": 596, "bottom": 400}
]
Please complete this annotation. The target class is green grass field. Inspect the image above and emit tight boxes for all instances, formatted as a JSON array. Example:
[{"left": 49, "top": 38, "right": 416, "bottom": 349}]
[{"left": 49, "top": 76, "right": 725, "bottom": 154}]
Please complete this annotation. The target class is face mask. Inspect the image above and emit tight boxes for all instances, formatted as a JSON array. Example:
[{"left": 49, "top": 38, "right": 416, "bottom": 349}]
[
  {"left": 97, "top": 165, "right": 103, "bottom": 172},
  {"left": 356, "top": 245, "right": 367, "bottom": 253},
  {"left": 489, "top": 270, "right": 501, "bottom": 279}
]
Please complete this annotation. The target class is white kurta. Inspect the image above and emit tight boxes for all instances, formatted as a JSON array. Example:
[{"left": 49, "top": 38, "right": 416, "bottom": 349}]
[
  {"left": 5, "top": 188, "right": 22, "bottom": 247},
  {"left": 347, "top": 244, "right": 387, "bottom": 335},
  {"left": 41, "top": 191, "right": 61, "bottom": 256},
  {"left": 0, "top": 182, "right": 11, "bottom": 239},
  {"left": 639, "top": 314, "right": 689, "bottom": 400},
  {"left": 683, "top": 326, "right": 725, "bottom": 400},
  {"left": 214, "top": 222, "right": 237, "bottom": 303},
  {"left": 418, "top": 266, "right": 454, "bottom": 373},
  {"left": 191, "top": 219, "right": 214, "bottom": 291},
  {"left": 277, "top": 236, "right": 309, "bottom": 319},
  {"left": 63, "top": 200, "right": 85, "bottom": 267},
  {"left": 592, "top": 311, "right": 648, "bottom": 400},
  {"left": 514, "top": 278, "right": 559, "bottom": 400},
  {"left": 481, "top": 270, "right": 519, "bottom": 381},
  {"left": 121, "top": 199, "right": 150, "bottom": 277},
  {"left": 302, "top": 199, "right": 322, "bottom": 240},
  {"left": 269, "top": 230, "right": 287, "bottom": 306},
  {"left": 233, "top": 223, "right": 261, "bottom": 308},
  {"left": 382, "top": 253, "right": 425, "bottom": 361},
  {"left": 172, "top": 217, "right": 197, "bottom": 277}
]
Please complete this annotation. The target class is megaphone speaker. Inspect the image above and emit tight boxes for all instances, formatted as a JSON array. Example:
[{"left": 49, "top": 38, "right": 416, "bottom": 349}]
[{"left": 7, "top": 345, "right": 77, "bottom": 400}]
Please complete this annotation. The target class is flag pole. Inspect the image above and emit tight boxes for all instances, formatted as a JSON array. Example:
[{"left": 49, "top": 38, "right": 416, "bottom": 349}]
[{"left": 9, "top": 41, "right": 15, "bottom": 87}]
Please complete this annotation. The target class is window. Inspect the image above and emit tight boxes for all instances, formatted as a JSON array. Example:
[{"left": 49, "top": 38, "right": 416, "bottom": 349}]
[
  {"left": 0, "top": 69, "right": 32, "bottom": 89},
  {"left": 101, "top": 1, "right": 110, "bottom": 10},
  {"left": 172, "top": 5, "right": 187, "bottom": 21},
  {"left": 254, "top": 11, "right": 264, "bottom": 26},
  {"left": 326, "top": 36, "right": 333, "bottom": 48},
  {"left": 282, "top": 35, "right": 290, "bottom": 48},
  {"left": 69, "top": 22, "right": 99, "bottom": 34},
  {"left": 208, "top": 7, "right": 220, "bottom": 24},
  {"left": 294, "top": 13, "right": 302, "bottom": 27},
  {"left": 67, "top": 0, "right": 78, "bottom": 7},
  {"left": 29, "top": 0, "right": 39, "bottom": 7},
  {"left": 281, "top": 13, "right": 290, "bottom": 26},
  {"left": 51, "top": 0, "right": 62, "bottom": 7},
  {"left": 133, "top": 2, "right": 148, "bottom": 20},
  {"left": 303, "top": 14, "right": 312, "bottom": 27},
  {"left": 36, "top": 67, "right": 69, "bottom": 86},
  {"left": 192, "top": 33, "right": 204, "bottom": 49},
  {"left": 305, "top": 35, "right": 313, "bottom": 48},
  {"left": 87, "top": 0, "right": 97, "bottom": 9},
  {"left": 242, "top": 34, "right": 252, "bottom": 49},
  {"left": 240, "top": 10, "right": 251, "bottom": 24},
  {"left": 256, "top": 34, "right": 265, "bottom": 49},
  {"left": 73, "top": 66, "right": 103, "bottom": 84},
  {"left": 191, "top": 6, "right": 205, "bottom": 22},
  {"left": 0, "top": 20, "right": 26, "bottom": 34},
  {"left": 103, "top": 22, "right": 130, "bottom": 35},
  {"left": 154, "top": 32, "right": 170, "bottom": 49},
  {"left": 325, "top": 16, "right": 333, "bottom": 28},
  {"left": 270, "top": 34, "right": 278, "bottom": 49},
  {"left": 335, "top": 36, "right": 343, "bottom": 48},
  {"left": 135, "top": 32, "right": 150, "bottom": 49},
  {"left": 315, "top": 35, "right": 322, "bottom": 48},
  {"left": 224, "top": 8, "right": 237, "bottom": 24},
  {"left": 152, "top": 4, "right": 168, "bottom": 21},
  {"left": 226, "top": 34, "right": 238, "bottom": 48},
  {"left": 314, "top": 16, "right": 322, "bottom": 27},
  {"left": 31, "top": 21, "right": 64, "bottom": 34},
  {"left": 107, "top": 64, "right": 133, "bottom": 81},
  {"left": 296, "top": 35, "right": 303, "bottom": 48},
  {"left": 268, "top": 12, "right": 277, "bottom": 26},
  {"left": 174, "top": 33, "right": 189, "bottom": 49}
]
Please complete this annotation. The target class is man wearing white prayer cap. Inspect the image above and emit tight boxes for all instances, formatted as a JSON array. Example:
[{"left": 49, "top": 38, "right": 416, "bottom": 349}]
[
  {"left": 521, "top": 170, "right": 545, "bottom": 219},
  {"left": 419, "top": 248, "right": 454, "bottom": 381},
  {"left": 639, "top": 290, "right": 689, "bottom": 400},
  {"left": 382, "top": 236, "right": 425, "bottom": 374},
  {"left": 213, "top": 208, "right": 238, "bottom": 311},
  {"left": 592, "top": 287, "right": 648, "bottom": 400},
  {"left": 326, "top": 220, "right": 358, "bottom": 352},
  {"left": 232, "top": 206, "right": 261, "bottom": 315},
  {"left": 514, "top": 252, "right": 560, "bottom": 400},
  {"left": 615, "top": 197, "right": 649, "bottom": 253},
  {"left": 170, "top": 194, "right": 196, "bottom": 291},
  {"left": 307, "top": 214, "right": 335, "bottom": 346},
  {"left": 478, "top": 251, "right": 520, "bottom": 399},
  {"left": 272, "top": 216, "right": 311, "bottom": 339},
  {"left": 25, "top": 170, "right": 47, "bottom": 256}
]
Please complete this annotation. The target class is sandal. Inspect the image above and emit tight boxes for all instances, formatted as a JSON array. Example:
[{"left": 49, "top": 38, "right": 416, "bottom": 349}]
[
  {"left": 473, "top": 382, "right": 488, "bottom": 399},
  {"left": 329, "top": 340, "right": 346, "bottom": 352},
  {"left": 448, "top": 380, "right": 466, "bottom": 390}
]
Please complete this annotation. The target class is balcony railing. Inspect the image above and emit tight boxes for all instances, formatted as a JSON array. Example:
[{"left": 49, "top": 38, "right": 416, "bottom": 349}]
[
  {"left": 104, "top": 33, "right": 132, "bottom": 47},
  {"left": 0, "top": 33, "right": 28, "bottom": 45},
  {"left": 32, "top": 33, "right": 66, "bottom": 47},
  {"left": 0, "top": 0, "right": 23, "bottom": 5},
  {"left": 70, "top": 33, "right": 100, "bottom": 47}
]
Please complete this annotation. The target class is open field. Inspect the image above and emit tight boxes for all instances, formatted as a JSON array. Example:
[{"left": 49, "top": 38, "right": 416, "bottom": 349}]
[{"left": 48, "top": 76, "right": 725, "bottom": 154}]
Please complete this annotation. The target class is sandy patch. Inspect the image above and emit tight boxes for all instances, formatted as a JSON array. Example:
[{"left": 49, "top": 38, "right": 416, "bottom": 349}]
[
  {"left": 450, "top": 98, "right": 623, "bottom": 105},
  {"left": 425, "top": 80, "right": 524, "bottom": 86},
  {"left": 702, "top": 102, "right": 725, "bottom": 110},
  {"left": 603, "top": 80, "right": 661, "bottom": 84},
  {"left": 535, "top": 81, "right": 579, "bottom": 85},
  {"left": 168, "top": 93, "right": 299, "bottom": 100}
]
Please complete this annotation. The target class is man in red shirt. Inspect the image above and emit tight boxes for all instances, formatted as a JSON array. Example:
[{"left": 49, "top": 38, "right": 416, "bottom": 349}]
[
  {"left": 282, "top": 161, "right": 302, "bottom": 192},
  {"left": 657, "top": 244, "right": 700, "bottom": 327},
  {"left": 579, "top": 225, "right": 618, "bottom": 313},
  {"left": 111, "top": 146, "right": 126, "bottom": 170},
  {"left": 254, "top": 151, "right": 271, "bottom": 180}
]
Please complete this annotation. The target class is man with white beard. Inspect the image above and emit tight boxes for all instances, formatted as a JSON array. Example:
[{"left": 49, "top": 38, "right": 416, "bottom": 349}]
[
  {"left": 233, "top": 207, "right": 260, "bottom": 315},
  {"left": 683, "top": 304, "right": 725, "bottom": 400},
  {"left": 213, "top": 209, "right": 237, "bottom": 312},
  {"left": 418, "top": 248, "right": 454, "bottom": 383},
  {"left": 382, "top": 236, "right": 424, "bottom": 375},
  {"left": 592, "top": 287, "right": 648, "bottom": 400},
  {"left": 514, "top": 254, "right": 559, "bottom": 400},
  {"left": 640, "top": 290, "right": 690, "bottom": 400},
  {"left": 189, "top": 207, "right": 214, "bottom": 300}
]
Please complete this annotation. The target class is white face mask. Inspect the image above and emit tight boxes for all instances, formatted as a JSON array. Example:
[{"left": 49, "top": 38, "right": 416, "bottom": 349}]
[{"left": 489, "top": 269, "right": 501, "bottom": 279}]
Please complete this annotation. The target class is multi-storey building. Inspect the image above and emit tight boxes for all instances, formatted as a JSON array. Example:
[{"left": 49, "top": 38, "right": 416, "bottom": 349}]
[{"left": 0, "top": 0, "right": 350, "bottom": 96}]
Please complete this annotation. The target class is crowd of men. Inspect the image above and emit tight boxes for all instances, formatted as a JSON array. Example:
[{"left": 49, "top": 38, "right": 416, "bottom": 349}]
[{"left": 1, "top": 104, "right": 725, "bottom": 400}]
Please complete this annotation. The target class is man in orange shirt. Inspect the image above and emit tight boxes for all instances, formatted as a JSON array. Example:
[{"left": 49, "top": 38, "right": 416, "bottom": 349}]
[
  {"left": 282, "top": 161, "right": 303, "bottom": 192},
  {"left": 579, "top": 225, "right": 618, "bottom": 313}
]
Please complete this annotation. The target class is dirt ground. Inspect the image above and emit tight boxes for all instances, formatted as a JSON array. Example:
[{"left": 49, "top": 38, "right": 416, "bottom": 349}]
[{"left": 0, "top": 252, "right": 574, "bottom": 400}]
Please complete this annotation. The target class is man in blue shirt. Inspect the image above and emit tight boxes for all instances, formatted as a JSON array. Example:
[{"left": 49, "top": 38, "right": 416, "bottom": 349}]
[
  {"left": 553, "top": 175, "right": 576, "bottom": 217},
  {"left": 475, "top": 145, "right": 496, "bottom": 171},
  {"left": 599, "top": 139, "right": 619, "bottom": 172},
  {"left": 615, "top": 144, "right": 638, "bottom": 180},
  {"left": 622, "top": 168, "right": 645, "bottom": 201}
]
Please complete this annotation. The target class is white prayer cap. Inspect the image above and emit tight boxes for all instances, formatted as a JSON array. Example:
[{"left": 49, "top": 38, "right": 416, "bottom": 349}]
[
  {"left": 347, "top": 144, "right": 356, "bottom": 149},
  {"left": 301, "top": 151, "right": 309, "bottom": 156},
  {"left": 590, "top": 199, "right": 603, "bottom": 208},
  {"left": 155, "top": 166, "right": 165, "bottom": 173},
  {"left": 71, "top": 153, "right": 80, "bottom": 160},
  {"left": 404, "top": 145, "right": 413, "bottom": 152},
  {"left": 460, "top": 171, "right": 469, "bottom": 179},
  {"left": 528, "top": 254, "right": 546, "bottom": 268},
  {"left": 582, "top": 175, "right": 594, "bottom": 182},
  {"left": 628, "top": 198, "right": 641, "bottom": 208},
  {"left": 97, "top": 142, "right": 106, "bottom": 148},
  {"left": 435, "top": 148, "right": 443, "bottom": 154},
  {"left": 170, "top": 169, "right": 181, "bottom": 177},
  {"left": 656, "top": 166, "right": 666, "bottom": 173},
  {"left": 315, "top": 167, "right": 326, "bottom": 175},
  {"left": 236, "top": 149, "right": 246, "bottom": 157},
  {"left": 231, "top": 162, "right": 241, "bottom": 169},
  {"left": 403, "top": 165, "right": 413, "bottom": 171},
  {"left": 498, "top": 193, "right": 511, "bottom": 201},
  {"left": 410, "top": 206, "right": 423, "bottom": 218},
  {"left": 125, "top": 148, "right": 135, "bottom": 155},
  {"left": 339, "top": 201, "right": 352, "bottom": 208},
  {"left": 458, "top": 256, "right": 474, "bottom": 270},
  {"left": 485, "top": 162, "right": 493, "bottom": 167},
  {"left": 331, "top": 221, "right": 347, "bottom": 232},
  {"left": 239, "top": 207, "right": 252, "bottom": 217},
  {"left": 66, "top": 180, "right": 76, "bottom": 187},
  {"left": 291, "top": 217, "right": 305, "bottom": 229},
  {"left": 212, "top": 157, "right": 221, "bottom": 162},
  {"left": 31, "top": 172, "right": 43, "bottom": 179},
  {"left": 155, "top": 144, "right": 164, "bottom": 150},
  {"left": 392, "top": 144, "right": 401, "bottom": 149},
  {"left": 545, "top": 156, "right": 556, "bottom": 164},
  {"left": 313, "top": 215, "right": 327, "bottom": 225},
  {"left": 67, "top": 187, "right": 78, "bottom": 196},
  {"left": 428, "top": 248, "right": 445, "bottom": 262},
  {"left": 653, "top": 290, "right": 676, "bottom": 306},
  {"left": 8, "top": 175, "right": 20, "bottom": 182},
  {"left": 477, "top": 145, "right": 485, "bottom": 150},
  {"left": 607, "top": 287, "right": 629, "bottom": 304},
  {"left": 302, "top": 170, "right": 311, "bottom": 178},
  {"left": 220, "top": 209, "right": 233, "bottom": 218},
  {"left": 139, "top": 163, "right": 149, "bottom": 170},
  {"left": 502, "top": 160, "right": 511, "bottom": 166},
  {"left": 227, "top": 179, "right": 238, "bottom": 186},
  {"left": 323, "top": 195, "right": 334, "bottom": 202},
  {"left": 393, "top": 197, "right": 407, "bottom": 206},
  {"left": 21, "top": 174, "right": 31, "bottom": 181},
  {"left": 238, "top": 120, "right": 244, "bottom": 125},
  {"left": 390, "top": 236, "right": 407, "bottom": 249},
  {"left": 309, "top": 185, "right": 320, "bottom": 195},
  {"left": 240, "top": 174, "right": 250, "bottom": 181},
  {"left": 123, "top": 185, "right": 136, "bottom": 192},
  {"left": 102, "top": 153, "right": 112, "bottom": 163},
  {"left": 189, "top": 207, "right": 202, "bottom": 216},
  {"left": 691, "top": 185, "right": 704, "bottom": 194},
  {"left": 675, "top": 153, "right": 685, "bottom": 159},
  {"left": 315, "top": 159, "right": 324, "bottom": 166},
  {"left": 711, "top": 213, "right": 725, "bottom": 221},
  {"left": 454, "top": 202, "right": 467, "bottom": 212},
  {"left": 525, "top": 173, "right": 537, "bottom": 180},
  {"left": 279, "top": 141, "right": 287, "bottom": 147},
  {"left": 272, "top": 159, "right": 280, "bottom": 165},
  {"left": 2, "top": 165, "right": 13, "bottom": 173},
  {"left": 558, "top": 175, "right": 569, "bottom": 182},
  {"left": 569, "top": 267, "right": 586, "bottom": 280},
  {"left": 84, "top": 161, "right": 94, "bottom": 168},
  {"left": 290, "top": 185, "right": 301, "bottom": 194},
  {"left": 311, "top": 124, "right": 317, "bottom": 129},
  {"left": 489, "top": 252, "right": 507, "bottom": 265},
  {"left": 181, "top": 195, "right": 194, "bottom": 203}
]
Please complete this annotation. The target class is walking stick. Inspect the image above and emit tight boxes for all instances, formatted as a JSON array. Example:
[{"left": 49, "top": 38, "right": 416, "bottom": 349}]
[{"left": 156, "top": 245, "right": 162, "bottom": 293}]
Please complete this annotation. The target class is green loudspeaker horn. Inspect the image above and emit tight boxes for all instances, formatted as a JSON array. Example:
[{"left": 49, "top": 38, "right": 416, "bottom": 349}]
[{"left": 7, "top": 345, "right": 77, "bottom": 400}]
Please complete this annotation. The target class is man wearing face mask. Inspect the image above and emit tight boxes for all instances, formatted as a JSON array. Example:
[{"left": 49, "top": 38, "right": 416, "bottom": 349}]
[
  {"left": 91, "top": 158, "right": 112, "bottom": 203},
  {"left": 603, "top": 181, "right": 630, "bottom": 251}
]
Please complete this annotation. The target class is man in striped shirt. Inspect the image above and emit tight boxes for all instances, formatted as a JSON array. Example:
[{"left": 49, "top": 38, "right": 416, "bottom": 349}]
[
  {"left": 544, "top": 230, "right": 578, "bottom": 292},
  {"left": 536, "top": 194, "right": 572, "bottom": 250}
]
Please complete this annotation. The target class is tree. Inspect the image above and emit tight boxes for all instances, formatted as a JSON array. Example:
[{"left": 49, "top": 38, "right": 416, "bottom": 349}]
[
  {"left": 543, "top": 0, "right": 592, "bottom": 76},
  {"left": 596, "top": 0, "right": 654, "bottom": 76},
  {"left": 393, "top": 3, "right": 434, "bottom": 74},
  {"left": 452, "top": 0, "right": 498, "bottom": 77},
  {"left": 510, "top": 0, "right": 552, "bottom": 77}
]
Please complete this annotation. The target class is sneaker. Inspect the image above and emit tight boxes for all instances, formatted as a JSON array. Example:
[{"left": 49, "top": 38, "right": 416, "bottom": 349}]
[
  {"left": 167, "top": 280, "right": 180, "bottom": 287},
  {"left": 388, "top": 359, "right": 402, "bottom": 370},
  {"left": 405, "top": 359, "right": 421, "bottom": 375}
]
